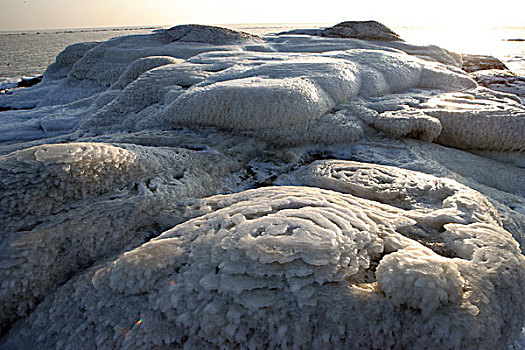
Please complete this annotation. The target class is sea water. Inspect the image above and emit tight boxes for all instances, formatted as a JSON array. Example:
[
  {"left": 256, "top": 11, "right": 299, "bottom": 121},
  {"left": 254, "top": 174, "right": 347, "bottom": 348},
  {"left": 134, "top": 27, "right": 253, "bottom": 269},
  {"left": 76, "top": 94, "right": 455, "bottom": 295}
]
[{"left": 1, "top": 23, "right": 524, "bottom": 88}]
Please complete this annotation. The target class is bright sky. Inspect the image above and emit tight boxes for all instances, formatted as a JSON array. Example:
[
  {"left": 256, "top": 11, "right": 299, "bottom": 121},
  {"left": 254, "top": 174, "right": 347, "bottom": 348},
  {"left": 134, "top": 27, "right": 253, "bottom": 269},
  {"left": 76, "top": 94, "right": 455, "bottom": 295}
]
[{"left": 0, "top": 0, "right": 523, "bottom": 31}]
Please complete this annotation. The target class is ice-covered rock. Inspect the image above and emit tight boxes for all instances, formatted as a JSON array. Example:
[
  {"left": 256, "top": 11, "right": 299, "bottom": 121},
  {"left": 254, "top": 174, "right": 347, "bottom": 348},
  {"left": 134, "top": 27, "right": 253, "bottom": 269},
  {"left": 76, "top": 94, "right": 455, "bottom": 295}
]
[
  {"left": 461, "top": 54, "right": 509, "bottom": 73},
  {"left": 470, "top": 69, "right": 525, "bottom": 101},
  {"left": 277, "top": 160, "right": 501, "bottom": 226},
  {"left": 163, "top": 24, "right": 263, "bottom": 44},
  {"left": 155, "top": 50, "right": 474, "bottom": 146},
  {"left": 0, "top": 142, "right": 239, "bottom": 334},
  {"left": 336, "top": 87, "right": 525, "bottom": 152},
  {"left": 423, "top": 89, "right": 525, "bottom": 152},
  {"left": 111, "top": 56, "right": 184, "bottom": 90},
  {"left": 42, "top": 41, "right": 101, "bottom": 81},
  {"left": 1, "top": 186, "right": 523, "bottom": 349}
]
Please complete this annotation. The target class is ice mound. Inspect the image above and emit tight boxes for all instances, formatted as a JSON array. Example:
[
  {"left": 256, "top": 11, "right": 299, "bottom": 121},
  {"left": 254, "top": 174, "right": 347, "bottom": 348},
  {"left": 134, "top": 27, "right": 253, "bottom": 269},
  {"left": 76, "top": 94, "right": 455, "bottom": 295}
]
[
  {"left": 321, "top": 20, "right": 404, "bottom": 41},
  {"left": 376, "top": 246, "right": 465, "bottom": 316},
  {"left": 0, "top": 143, "right": 142, "bottom": 219},
  {"left": 336, "top": 87, "right": 525, "bottom": 151},
  {"left": 43, "top": 41, "right": 101, "bottom": 81},
  {"left": 163, "top": 76, "right": 334, "bottom": 144},
  {"left": 470, "top": 69, "right": 525, "bottom": 101},
  {"left": 157, "top": 50, "right": 474, "bottom": 146},
  {"left": 2, "top": 186, "right": 523, "bottom": 349},
  {"left": 1, "top": 22, "right": 478, "bottom": 146},
  {"left": 111, "top": 56, "right": 184, "bottom": 89},
  {"left": 0, "top": 142, "right": 238, "bottom": 334},
  {"left": 423, "top": 89, "right": 525, "bottom": 152}
]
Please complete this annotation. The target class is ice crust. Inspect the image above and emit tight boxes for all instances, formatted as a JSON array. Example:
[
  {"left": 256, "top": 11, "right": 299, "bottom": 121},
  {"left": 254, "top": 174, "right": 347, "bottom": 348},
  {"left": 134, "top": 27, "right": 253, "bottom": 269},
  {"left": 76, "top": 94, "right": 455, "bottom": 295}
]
[
  {"left": 2, "top": 186, "right": 523, "bottom": 349},
  {"left": 0, "top": 142, "right": 239, "bottom": 334},
  {"left": 1, "top": 22, "right": 525, "bottom": 349}
]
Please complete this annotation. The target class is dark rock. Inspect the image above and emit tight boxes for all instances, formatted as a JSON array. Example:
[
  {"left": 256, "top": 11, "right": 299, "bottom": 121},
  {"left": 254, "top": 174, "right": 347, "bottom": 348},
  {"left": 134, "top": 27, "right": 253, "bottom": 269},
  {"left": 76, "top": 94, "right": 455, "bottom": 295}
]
[
  {"left": 17, "top": 76, "right": 42, "bottom": 88},
  {"left": 275, "top": 29, "right": 323, "bottom": 36},
  {"left": 461, "top": 54, "right": 508, "bottom": 73},
  {"left": 162, "top": 24, "right": 263, "bottom": 44},
  {"left": 321, "top": 21, "right": 403, "bottom": 41}
]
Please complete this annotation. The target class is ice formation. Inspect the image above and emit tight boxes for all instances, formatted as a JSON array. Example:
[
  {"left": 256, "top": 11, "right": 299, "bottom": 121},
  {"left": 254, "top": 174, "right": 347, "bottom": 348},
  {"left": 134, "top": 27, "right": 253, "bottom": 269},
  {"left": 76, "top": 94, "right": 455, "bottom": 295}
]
[
  {"left": 1, "top": 21, "right": 525, "bottom": 349},
  {"left": 0, "top": 142, "right": 239, "bottom": 334},
  {"left": 2, "top": 186, "right": 523, "bottom": 349}
]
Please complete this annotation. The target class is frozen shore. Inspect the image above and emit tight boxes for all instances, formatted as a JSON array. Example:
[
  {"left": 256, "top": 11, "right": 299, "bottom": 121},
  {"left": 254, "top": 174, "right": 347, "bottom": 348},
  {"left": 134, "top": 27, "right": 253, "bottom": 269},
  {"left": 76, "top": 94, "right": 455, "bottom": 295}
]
[{"left": 0, "top": 21, "right": 524, "bottom": 349}]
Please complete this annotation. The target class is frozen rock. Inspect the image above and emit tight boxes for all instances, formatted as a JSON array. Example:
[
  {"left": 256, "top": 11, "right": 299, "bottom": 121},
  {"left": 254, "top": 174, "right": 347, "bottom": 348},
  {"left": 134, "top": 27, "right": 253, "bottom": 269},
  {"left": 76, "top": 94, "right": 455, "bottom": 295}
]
[
  {"left": 338, "top": 87, "right": 525, "bottom": 152},
  {"left": 1, "top": 186, "right": 523, "bottom": 349},
  {"left": 67, "top": 26, "right": 266, "bottom": 89},
  {"left": 470, "top": 69, "right": 525, "bottom": 101},
  {"left": 0, "top": 142, "right": 238, "bottom": 334},
  {"left": 274, "top": 28, "right": 322, "bottom": 36},
  {"left": 309, "top": 138, "right": 525, "bottom": 249},
  {"left": 42, "top": 41, "right": 101, "bottom": 81},
  {"left": 16, "top": 76, "right": 42, "bottom": 88},
  {"left": 278, "top": 160, "right": 501, "bottom": 227},
  {"left": 321, "top": 20, "right": 404, "bottom": 41},
  {"left": 111, "top": 56, "right": 184, "bottom": 89},
  {"left": 461, "top": 54, "right": 509, "bottom": 73},
  {"left": 158, "top": 50, "right": 474, "bottom": 146},
  {"left": 423, "top": 89, "right": 525, "bottom": 152},
  {"left": 349, "top": 107, "right": 442, "bottom": 142},
  {"left": 163, "top": 76, "right": 334, "bottom": 144},
  {"left": 163, "top": 24, "right": 263, "bottom": 44}
]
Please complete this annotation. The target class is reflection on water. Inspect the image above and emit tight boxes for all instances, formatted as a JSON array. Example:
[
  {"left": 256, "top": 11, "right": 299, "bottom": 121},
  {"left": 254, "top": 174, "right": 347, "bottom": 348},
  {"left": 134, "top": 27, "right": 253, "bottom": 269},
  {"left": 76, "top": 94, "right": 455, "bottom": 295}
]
[{"left": 0, "top": 24, "right": 524, "bottom": 80}]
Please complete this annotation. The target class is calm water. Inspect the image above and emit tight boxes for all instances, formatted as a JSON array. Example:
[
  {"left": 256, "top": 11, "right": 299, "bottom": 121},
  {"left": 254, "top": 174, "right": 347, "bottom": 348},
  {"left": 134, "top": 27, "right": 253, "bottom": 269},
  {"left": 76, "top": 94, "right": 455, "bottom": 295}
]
[{"left": 1, "top": 23, "right": 524, "bottom": 85}]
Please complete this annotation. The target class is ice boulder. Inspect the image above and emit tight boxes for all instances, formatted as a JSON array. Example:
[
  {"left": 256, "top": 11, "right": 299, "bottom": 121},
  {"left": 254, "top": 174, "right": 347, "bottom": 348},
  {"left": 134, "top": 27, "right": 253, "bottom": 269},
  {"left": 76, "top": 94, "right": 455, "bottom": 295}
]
[
  {"left": 423, "top": 89, "right": 525, "bottom": 152},
  {"left": 1, "top": 186, "right": 523, "bottom": 349},
  {"left": 42, "top": 41, "right": 101, "bottom": 81},
  {"left": 163, "top": 76, "right": 334, "bottom": 144}
]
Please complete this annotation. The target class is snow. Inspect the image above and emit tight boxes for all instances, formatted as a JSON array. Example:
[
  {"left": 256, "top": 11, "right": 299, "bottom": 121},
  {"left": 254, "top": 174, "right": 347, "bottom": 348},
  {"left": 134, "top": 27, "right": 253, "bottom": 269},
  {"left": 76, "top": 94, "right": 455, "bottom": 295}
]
[{"left": 0, "top": 22, "right": 524, "bottom": 349}]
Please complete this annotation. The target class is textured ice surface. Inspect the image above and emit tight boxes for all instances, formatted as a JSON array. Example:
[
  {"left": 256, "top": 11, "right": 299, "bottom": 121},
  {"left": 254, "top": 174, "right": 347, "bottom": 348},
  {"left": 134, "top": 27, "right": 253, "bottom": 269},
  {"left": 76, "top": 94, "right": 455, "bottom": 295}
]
[
  {"left": 1, "top": 186, "right": 523, "bottom": 349},
  {"left": 278, "top": 160, "right": 501, "bottom": 226},
  {"left": 470, "top": 69, "right": 525, "bottom": 102},
  {"left": 0, "top": 142, "right": 239, "bottom": 333},
  {"left": 1, "top": 22, "right": 524, "bottom": 348}
]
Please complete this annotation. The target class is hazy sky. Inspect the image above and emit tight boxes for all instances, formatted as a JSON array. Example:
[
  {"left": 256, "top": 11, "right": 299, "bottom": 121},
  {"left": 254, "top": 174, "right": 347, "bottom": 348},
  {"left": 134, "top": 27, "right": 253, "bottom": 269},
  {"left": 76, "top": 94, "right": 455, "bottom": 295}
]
[{"left": 0, "top": 0, "right": 523, "bottom": 31}]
